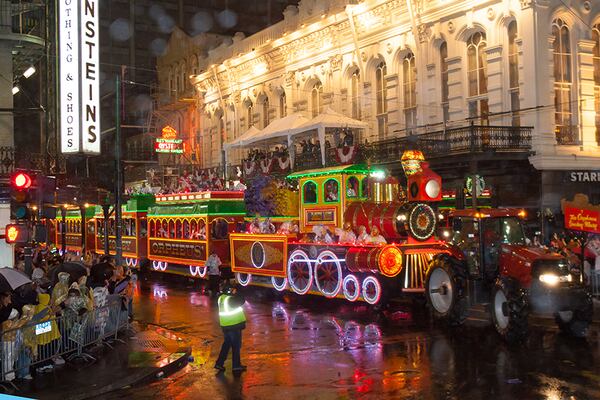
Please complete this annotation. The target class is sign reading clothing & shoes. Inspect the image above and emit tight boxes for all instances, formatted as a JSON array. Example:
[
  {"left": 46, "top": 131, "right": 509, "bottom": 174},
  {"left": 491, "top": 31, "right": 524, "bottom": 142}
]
[{"left": 59, "top": 0, "right": 100, "bottom": 155}]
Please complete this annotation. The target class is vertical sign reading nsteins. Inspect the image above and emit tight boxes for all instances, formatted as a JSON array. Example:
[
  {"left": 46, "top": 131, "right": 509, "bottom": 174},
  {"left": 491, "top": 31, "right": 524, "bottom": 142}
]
[
  {"left": 59, "top": 0, "right": 80, "bottom": 153},
  {"left": 59, "top": 0, "right": 101, "bottom": 155},
  {"left": 81, "top": 0, "right": 100, "bottom": 153}
]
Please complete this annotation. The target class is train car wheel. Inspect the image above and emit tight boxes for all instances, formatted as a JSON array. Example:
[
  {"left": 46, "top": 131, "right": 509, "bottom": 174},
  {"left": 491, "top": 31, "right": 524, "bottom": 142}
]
[
  {"left": 152, "top": 260, "right": 161, "bottom": 271},
  {"left": 343, "top": 274, "right": 360, "bottom": 302},
  {"left": 287, "top": 249, "right": 313, "bottom": 295},
  {"left": 131, "top": 258, "right": 139, "bottom": 268},
  {"left": 362, "top": 276, "right": 382, "bottom": 305},
  {"left": 272, "top": 276, "right": 287, "bottom": 291},
  {"left": 160, "top": 262, "right": 168, "bottom": 271},
  {"left": 315, "top": 250, "right": 343, "bottom": 298},
  {"left": 236, "top": 272, "right": 252, "bottom": 286},
  {"left": 198, "top": 266, "right": 207, "bottom": 278}
]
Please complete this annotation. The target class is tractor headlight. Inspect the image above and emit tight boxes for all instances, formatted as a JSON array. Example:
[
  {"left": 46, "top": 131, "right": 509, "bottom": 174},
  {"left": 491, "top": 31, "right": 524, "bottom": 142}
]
[{"left": 539, "top": 273, "right": 572, "bottom": 286}]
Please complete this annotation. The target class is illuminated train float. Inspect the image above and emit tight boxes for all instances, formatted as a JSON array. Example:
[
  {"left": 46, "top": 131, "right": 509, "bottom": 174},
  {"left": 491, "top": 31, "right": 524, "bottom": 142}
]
[{"left": 52, "top": 157, "right": 452, "bottom": 305}]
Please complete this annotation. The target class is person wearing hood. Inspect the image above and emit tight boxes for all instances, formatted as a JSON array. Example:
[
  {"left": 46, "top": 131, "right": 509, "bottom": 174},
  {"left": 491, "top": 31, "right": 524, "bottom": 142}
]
[
  {"left": 51, "top": 272, "right": 70, "bottom": 309},
  {"left": 2, "top": 307, "right": 33, "bottom": 381},
  {"left": 35, "top": 292, "right": 63, "bottom": 372},
  {"left": 16, "top": 305, "right": 35, "bottom": 380}
]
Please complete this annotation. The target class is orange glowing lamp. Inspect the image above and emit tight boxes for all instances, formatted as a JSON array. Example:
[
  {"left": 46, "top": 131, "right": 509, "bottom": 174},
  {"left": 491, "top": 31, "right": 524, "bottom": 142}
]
[{"left": 377, "top": 245, "right": 403, "bottom": 277}]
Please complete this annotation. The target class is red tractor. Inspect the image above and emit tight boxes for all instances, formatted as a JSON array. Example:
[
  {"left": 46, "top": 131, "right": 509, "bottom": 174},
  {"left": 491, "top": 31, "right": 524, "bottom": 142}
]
[{"left": 425, "top": 209, "right": 593, "bottom": 342}]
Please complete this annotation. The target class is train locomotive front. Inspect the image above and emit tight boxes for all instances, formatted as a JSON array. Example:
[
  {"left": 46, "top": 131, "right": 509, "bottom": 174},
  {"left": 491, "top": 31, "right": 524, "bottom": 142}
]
[{"left": 230, "top": 163, "right": 452, "bottom": 305}]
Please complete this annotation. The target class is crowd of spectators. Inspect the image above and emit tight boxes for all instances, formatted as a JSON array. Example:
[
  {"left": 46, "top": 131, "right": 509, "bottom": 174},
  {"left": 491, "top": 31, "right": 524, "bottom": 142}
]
[
  {"left": 246, "top": 146, "right": 288, "bottom": 162},
  {"left": 1, "top": 247, "right": 134, "bottom": 381}
]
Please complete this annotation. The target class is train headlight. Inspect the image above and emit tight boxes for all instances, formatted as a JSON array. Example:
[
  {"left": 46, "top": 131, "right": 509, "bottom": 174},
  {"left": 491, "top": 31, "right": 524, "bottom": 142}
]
[
  {"left": 377, "top": 245, "right": 403, "bottom": 277},
  {"left": 425, "top": 179, "right": 440, "bottom": 199}
]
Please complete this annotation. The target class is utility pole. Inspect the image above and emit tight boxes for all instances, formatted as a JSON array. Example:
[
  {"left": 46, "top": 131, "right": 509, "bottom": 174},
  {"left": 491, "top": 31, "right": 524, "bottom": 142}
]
[{"left": 115, "top": 74, "right": 123, "bottom": 265}]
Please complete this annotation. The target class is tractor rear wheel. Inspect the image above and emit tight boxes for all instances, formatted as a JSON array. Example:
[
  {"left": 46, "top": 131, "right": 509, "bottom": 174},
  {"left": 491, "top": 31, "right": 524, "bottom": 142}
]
[
  {"left": 555, "top": 296, "right": 593, "bottom": 338},
  {"left": 491, "top": 280, "right": 528, "bottom": 343},
  {"left": 425, "top": 257, "right": 468, "bottom": 326}
]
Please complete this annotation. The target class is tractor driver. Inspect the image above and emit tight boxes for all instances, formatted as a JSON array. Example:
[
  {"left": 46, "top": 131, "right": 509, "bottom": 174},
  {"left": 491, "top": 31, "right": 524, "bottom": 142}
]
[{"left": 482, "top": 220, "right": 501, "bottom": 279}]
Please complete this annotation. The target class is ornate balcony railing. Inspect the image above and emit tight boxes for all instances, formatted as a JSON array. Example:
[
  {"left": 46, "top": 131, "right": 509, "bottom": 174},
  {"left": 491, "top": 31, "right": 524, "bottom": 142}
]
[{"left": 0, "top": 147, "right": 65, "bottom": 175}]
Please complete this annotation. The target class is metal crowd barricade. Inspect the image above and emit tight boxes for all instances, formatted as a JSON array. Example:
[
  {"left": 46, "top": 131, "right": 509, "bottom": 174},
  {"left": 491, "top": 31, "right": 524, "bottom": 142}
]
[{"left": 0, "top": 299, "right": 130, "bottom": 387}]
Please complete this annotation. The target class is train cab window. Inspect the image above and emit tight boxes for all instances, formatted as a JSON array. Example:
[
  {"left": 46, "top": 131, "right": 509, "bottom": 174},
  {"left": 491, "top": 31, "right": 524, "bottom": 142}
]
[
  {"left": 303, "top": 181, "right": 317, "bottom": 203},
  {"left": 149, "top": 220, "right": 155, "bottom": 238},
  {"left": 361, "top": 177, "right": 369, "bottom": 198},
  {"left": 87, "top": 222, "right": 95, "bottom": 235},
  {"left": 131, "top": 219, "right": 136, "bottom": 237},
  {"left": 159, "top": 221, "right": 168, "bottom": 238},
  {"left": 198, "top": 220, "right": 206, "bottom": 240},
  {"left": 346, "top": 177, "right": 359, "bottom": 198},
  {"left": 324, "top": 179, "right": 339, "bottom": 202},
  {"left": 124, "top": 219, "right": 131, "bottom": 236},
  {"left": 211, "top": 219, "right": 228, "bottom": 240}
]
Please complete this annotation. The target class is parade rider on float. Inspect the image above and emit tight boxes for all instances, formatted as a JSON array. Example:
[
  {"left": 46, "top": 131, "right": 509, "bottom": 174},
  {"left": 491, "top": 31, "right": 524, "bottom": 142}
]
[{"left": 214, "top": 282, "right": 247, "bottom": 373}]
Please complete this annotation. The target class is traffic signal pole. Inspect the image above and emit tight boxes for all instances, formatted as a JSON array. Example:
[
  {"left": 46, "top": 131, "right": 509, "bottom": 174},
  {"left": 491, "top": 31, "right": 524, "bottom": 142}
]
[{"left": 115, "top": 74, "right": 123, "bottom": 265}]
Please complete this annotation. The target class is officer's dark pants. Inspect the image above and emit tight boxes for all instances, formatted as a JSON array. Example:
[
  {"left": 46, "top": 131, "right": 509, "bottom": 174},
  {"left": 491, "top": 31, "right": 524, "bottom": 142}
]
[
  {"left": 208, "top": 275, "right": 220, "bottom": 297},
  {"left": 215, "top": 327, "right": 242, "bottom": 369}
]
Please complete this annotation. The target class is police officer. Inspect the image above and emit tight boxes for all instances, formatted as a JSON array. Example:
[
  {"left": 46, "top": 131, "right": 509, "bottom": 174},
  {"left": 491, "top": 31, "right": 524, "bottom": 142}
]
[{"left": 214, "top": 282, "right": 247, "bottom": 373}]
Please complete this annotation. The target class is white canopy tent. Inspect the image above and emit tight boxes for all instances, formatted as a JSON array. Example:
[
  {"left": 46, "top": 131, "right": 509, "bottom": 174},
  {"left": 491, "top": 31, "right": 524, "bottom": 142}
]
[
  {"left": 289, "top": 107, "right": 368, "bottom": 165},
  {"left": 223, "top": 125, "right": 262, "bottom": 150}
]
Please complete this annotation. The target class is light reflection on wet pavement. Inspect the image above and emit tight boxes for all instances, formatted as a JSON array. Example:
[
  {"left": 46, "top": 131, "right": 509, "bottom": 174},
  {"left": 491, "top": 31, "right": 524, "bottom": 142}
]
[{"left": 104, "top": 275, "right": 600, "bottom": 399}]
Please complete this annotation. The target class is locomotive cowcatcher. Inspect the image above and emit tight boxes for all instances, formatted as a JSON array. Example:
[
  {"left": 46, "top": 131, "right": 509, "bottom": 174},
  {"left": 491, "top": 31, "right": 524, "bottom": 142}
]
[{"left": 425, "top": 208, "right": 593, "bottom": 341}]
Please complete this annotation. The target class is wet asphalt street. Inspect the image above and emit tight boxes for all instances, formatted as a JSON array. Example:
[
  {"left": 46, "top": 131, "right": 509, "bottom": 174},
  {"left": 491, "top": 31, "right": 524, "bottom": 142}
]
[{"left": 104, "top": 273, "right": 600, "bottom": 400}]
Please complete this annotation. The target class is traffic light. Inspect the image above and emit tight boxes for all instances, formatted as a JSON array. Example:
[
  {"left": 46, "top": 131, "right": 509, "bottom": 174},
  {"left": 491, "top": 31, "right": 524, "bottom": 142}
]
[
  {"left": 5, "top": 224, "right": 30, "bottom": 244},
  {"left": 10, "top": 171, "right": 34, "bottom": 220}
]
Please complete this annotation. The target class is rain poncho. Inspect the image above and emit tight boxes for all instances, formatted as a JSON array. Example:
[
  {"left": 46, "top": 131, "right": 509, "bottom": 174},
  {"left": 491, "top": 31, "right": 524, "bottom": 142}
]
[
  {"left": 51, "top": 272, "right": 70, "bottom": 308},
  {"left": 34, "top": 293, "right": 61, "bottom": 345}
]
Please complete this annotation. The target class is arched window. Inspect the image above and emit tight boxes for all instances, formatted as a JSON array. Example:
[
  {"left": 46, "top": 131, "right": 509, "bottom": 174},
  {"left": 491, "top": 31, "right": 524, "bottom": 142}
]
[
  {"left": 508, "top": 21, "right": 520, "bottom": 127},
  {"left": 346, "top": 177, "right": 359, "bottom": 198},
  {"left": 246, "top": 101, "right": 254, "bottom": 129},
  {"left": 403, "top": 52, "right": 417, "bottom": 131},
  {"left": 350, "top": 68, "right": 361, "bottom": 119},
  {"left": 552, "top": 18, "right": 573, "bottom": 144},
  {"left": 467, "top": 32, "right": 489, "bottom": 124},
  {"left": 375, "top": 61, "right": 388, "bottom": 137},
  {"left": 302, "top": 181, "right": 317, "bottom": 204},
  {"left": 262, "top": 97, "right": 270, "bottom": 128},
  {"left": 440, "top": 42, "right": 449, "bottom": 122},
  {"left": 324, "top": 179, "right": 339, "bottom": 203},
  {"left": 361, "top": 177, "right": 369, "bottom": 198},
  {"left": 279, "top": 92, "right": 287, "bottom": 118},
  {"left": 593, "top": 24, "right": 600, "bottom": 144},
  {"left": 311, "top": 82, "right": 323, "bottom": 117}
]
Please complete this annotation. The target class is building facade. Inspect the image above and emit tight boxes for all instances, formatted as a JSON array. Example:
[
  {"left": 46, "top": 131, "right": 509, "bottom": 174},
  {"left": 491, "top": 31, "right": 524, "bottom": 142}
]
[{"left": 152, "top": 0, "right": 600, "bottom": 218}]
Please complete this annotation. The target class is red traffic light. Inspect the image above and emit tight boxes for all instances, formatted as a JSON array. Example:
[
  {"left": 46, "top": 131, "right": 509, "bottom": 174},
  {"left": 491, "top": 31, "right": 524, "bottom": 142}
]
[{"left": 12, "top": 172, "right": 32, "bottom": 189}]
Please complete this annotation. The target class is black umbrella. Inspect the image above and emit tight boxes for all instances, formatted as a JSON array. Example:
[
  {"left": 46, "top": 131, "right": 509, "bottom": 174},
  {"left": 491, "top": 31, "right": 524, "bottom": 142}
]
[
  {"left": 0, "top": 268, "right": 32, "bottom": 293},
  {"left": 49, "top": 262, "right": 88, "bottom": 286},
  {"left": 90, "top": 262, "right": 114, "bottom": 287}
]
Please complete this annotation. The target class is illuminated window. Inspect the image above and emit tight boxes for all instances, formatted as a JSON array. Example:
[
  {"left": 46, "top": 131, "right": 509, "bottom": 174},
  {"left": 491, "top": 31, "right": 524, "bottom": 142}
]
[
  {"left": 303, "top": 181, "right": 317, "bottom": 203},
  {"left": 279, "top": 91, "right": 287, "bottom": 118},
  {"left": 552, "top": 18, "right": 573, "bottom": 143},
  {"left": 467, "top": 32, "right": 488, "bottom": 125},
  {"left": 346, "top": 177, "right": 359, "bottom": 198},
  {"left": 440, "top": 42, "right": 449, "bottom": 122},
  {"left": 350, "top": 68, "right": 361, "bottom": 119},
  {"left": 262, "top": 97, "right": 270, "bottom": 128},
  {"left": 593, "top": 24, "right": 600, "bottom": 144},
  {"left": 311, "top": 82, "right": 323, "bottom": 117},
  {"left": 246, "top": 101, "right": 254, "bottom": 128},
  {"left": 375, "top": 61, "right": 387, "bottom": 138},
  {"left": 508, "top": 21, "right": 520, "bottom": 127},
  {"left": 403, "top": 52, "right": 417, "bottom": 131},
  {"left": 324, "top": 179, "right": 339, "bottom": 203}
]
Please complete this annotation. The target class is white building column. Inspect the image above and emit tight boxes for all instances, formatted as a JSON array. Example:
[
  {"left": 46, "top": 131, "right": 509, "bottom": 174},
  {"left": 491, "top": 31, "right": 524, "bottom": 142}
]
[
  {"left": 446, "top": 56, "right": 464, "bottom": 122},
  {"left": 519, "top": 3, "right": 555, "bottom": 160},
  {"left": 577, "top": 39, "right": 598, "bottom": 149},
  {"left": 485, "top": 45, "right": 504, "bottom": 122}
]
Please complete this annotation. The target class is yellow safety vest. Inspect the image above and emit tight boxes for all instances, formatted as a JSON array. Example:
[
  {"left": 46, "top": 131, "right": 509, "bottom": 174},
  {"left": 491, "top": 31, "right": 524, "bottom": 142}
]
[{"left": 218, "top": 295, "right": 246, "bottom": 327}]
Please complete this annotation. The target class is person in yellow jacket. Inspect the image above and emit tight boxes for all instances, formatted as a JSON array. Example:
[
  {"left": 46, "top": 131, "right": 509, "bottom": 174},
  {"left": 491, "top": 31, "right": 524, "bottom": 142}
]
[{"left": 214, "top": 282, "right": 246, "bottom": 373}]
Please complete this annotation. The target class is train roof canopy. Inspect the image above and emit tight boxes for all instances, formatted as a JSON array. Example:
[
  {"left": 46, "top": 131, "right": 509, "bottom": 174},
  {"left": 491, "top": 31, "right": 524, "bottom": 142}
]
[
  {"left": 148, "top": 191, "right": 246, "bottom": 217},
  {"left": 287, "top": 164, "right": 376, "bottom": 179}
]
